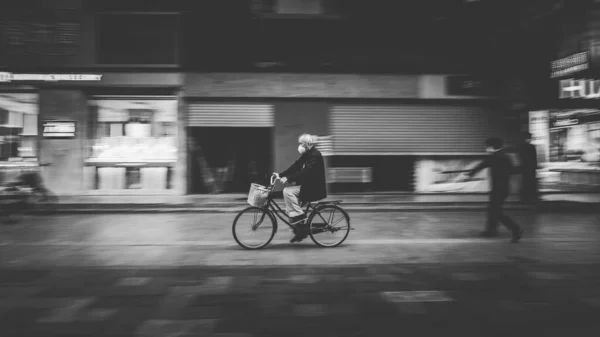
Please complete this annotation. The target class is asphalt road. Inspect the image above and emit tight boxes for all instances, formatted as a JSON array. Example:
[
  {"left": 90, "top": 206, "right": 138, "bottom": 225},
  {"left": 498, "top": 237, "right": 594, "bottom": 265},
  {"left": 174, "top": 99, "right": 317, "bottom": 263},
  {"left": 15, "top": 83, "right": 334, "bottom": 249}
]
[{"left": 0, "top": 211, "right": 598, "bottom": 337}]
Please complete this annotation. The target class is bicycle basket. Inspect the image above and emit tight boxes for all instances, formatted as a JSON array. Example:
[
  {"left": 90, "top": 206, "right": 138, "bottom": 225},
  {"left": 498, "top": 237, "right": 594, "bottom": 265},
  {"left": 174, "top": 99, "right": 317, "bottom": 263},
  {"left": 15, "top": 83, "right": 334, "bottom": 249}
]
[{"left": 247, "top": 183, "right": 270, "bottom": 207}]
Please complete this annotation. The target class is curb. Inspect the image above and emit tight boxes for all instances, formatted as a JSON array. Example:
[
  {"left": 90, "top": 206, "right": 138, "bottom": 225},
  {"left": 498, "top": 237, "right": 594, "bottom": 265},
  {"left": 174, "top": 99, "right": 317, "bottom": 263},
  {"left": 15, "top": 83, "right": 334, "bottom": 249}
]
[{"left": 30, "top": 201, "right": 598, "bottom": 214}]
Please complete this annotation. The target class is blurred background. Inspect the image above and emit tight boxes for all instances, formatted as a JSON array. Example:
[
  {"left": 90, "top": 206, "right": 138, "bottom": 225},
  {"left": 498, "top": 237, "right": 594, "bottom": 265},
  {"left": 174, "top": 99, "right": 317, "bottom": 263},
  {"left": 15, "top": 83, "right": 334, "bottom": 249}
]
[{"left": 0, "top": 0, "right": 598, "bottom": 196}]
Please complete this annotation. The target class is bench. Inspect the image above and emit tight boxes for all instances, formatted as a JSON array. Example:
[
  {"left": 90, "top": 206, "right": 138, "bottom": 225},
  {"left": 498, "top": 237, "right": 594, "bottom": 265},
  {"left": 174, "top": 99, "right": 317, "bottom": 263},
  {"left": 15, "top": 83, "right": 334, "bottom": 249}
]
[{"left": 328, "top": 167, "right": 373, "bottom": 183}]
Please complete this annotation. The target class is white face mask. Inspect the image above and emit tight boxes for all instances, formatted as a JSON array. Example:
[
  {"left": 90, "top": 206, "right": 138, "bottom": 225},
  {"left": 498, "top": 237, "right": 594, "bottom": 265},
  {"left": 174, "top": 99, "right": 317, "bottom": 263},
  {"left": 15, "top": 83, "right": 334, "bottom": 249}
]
[{"left": 298, "top": 145, "right": 306, "bottom": 154}]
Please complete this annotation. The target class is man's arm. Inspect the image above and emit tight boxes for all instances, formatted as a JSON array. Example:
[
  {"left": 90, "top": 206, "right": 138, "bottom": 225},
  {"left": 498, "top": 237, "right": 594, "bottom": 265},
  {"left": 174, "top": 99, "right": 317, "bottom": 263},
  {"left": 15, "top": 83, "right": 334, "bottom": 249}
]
[
  {"left": 280, "top": 156, "right": 304, "bottom": 178},
  {"left": 468, "top": 156, "right": 491, "bottom": 177},
  {"left": 286, "top": 152, "right": 319, "bottom": 184}
]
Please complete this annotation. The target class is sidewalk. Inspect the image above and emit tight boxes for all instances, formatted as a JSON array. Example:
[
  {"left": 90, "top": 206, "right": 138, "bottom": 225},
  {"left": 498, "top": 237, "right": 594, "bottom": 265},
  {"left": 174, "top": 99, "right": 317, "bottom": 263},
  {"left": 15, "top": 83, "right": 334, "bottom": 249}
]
[{"left": 40, "top": 192, "right": 600, "bottom": 213}]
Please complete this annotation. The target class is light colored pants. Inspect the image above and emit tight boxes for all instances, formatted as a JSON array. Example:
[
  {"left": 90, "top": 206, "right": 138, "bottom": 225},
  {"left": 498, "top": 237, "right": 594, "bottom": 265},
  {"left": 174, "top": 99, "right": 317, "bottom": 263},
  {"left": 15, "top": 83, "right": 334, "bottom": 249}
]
[{"left": 283, "top": 185, "right": 304, "bottom": 217}]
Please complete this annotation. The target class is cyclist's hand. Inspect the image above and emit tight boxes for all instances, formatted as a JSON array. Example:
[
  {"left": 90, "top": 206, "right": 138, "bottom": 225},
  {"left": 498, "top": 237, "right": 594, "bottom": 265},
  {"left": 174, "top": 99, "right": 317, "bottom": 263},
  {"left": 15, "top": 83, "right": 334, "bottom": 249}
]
[{"left": 280, "top": 177, "right": 288, "bottom": 184}]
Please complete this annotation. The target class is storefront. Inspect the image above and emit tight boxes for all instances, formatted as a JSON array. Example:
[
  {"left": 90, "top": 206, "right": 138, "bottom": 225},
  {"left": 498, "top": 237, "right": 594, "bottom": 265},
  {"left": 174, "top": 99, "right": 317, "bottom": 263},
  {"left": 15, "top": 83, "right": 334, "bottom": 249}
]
[
  {"left": 0, "top": 73, "right": 186, "bottom": 196},
  {"left": 529, "top": 78, "right": 600, "bottom": 191},
  {"left": 84, "top": 96, "right": 180, "bottom": 193},
  {"left": 184, "top": 73, "right": 421, "bottom": 194},
  {"left": 185, "top": 100, "right": 274, "bottom": 194},
  {"left": 394, "top": 75, "right": 519, "bottom": 193},
  {"left": 184, "top": 73, "right": 517, "bottom": 194},
  {"left": 0, "top": 90, "right": 40, "bottom": 184},
  {"left": 329, "top": 102, "right": 518, "bottom": 192}
]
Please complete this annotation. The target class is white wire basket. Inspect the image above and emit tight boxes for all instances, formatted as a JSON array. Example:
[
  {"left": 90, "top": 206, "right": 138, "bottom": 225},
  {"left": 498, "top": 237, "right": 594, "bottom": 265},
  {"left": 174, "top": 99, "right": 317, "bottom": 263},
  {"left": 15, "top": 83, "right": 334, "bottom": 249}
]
[{"left": 247, "top": 183, "right": 270, "bottom": 207}]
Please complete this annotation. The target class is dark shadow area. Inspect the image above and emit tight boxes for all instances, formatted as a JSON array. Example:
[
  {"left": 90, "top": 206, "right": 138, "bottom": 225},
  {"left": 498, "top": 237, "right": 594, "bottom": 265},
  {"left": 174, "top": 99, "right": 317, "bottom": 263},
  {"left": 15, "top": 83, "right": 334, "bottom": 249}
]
[
  {"left": 330, "top": 156, "right": 416, "bottom": 192},
  {"left": 189, "top": 127, "right": 273, "bottom": 194},
  {"left": 226, "top": 242, "right": 352, "bottom": 251}
]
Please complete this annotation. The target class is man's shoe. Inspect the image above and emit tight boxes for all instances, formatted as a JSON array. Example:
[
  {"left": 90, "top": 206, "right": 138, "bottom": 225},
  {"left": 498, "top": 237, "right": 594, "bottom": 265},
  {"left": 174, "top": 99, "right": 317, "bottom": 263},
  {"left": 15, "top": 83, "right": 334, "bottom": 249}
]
[
  {"left": 511, "top": 228, "right": 524, "bottom": 243},
  {"left": 290, "top": 221, "right": 309, "bottom": 243},
  {"left": 290, "top": 233, "right": 308, "bottom": 243},
  {"left": 480, "top": 231, "right": 498, "bottom": 238}
]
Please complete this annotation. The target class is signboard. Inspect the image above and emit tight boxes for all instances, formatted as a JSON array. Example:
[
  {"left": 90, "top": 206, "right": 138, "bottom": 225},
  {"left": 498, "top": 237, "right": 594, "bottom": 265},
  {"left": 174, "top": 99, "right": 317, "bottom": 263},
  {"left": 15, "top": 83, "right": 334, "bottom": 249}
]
[
  {"left": 0, "top": 73, "right": 102, "bottom": 82},
  {"left": 551, "top": 52, "right": 589, "bottom": 78},
  {"left": 445, "top": 76, "right": 498, "bottom": 96},
  {"left": 529, "top": 110, "right": 550, "bottom": 163},
  {"left": 42, "top": 121, "right": 75, "bottom": 138},
  {"left": 549, "top": 109, "right": 600, "bottom": 128},
  {"left": 559, "top": 78, "right": 600, "bottom": 99}
]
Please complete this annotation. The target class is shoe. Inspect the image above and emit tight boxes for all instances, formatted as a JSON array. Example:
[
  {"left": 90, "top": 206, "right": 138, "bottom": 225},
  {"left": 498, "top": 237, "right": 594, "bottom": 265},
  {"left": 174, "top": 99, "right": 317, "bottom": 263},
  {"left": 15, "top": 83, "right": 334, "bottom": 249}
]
[
  {"left": 290, "top": 233, "right": 308, "bottom": 243},
  {"left": 511, "top": 228, "right": 524, "bottom": 243},
  {"left": 290, "top": 221, "right": 309, "bottom": 243},
  {"left": 480, "top": 231, "right": 498, "bottom": 238}
]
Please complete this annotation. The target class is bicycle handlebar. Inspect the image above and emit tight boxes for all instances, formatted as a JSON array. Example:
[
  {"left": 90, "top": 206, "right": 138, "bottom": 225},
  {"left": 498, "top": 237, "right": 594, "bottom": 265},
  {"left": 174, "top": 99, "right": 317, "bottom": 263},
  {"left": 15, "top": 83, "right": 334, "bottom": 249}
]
[{"left": 270, "top": 174, "right": 278, "bottom": 186}]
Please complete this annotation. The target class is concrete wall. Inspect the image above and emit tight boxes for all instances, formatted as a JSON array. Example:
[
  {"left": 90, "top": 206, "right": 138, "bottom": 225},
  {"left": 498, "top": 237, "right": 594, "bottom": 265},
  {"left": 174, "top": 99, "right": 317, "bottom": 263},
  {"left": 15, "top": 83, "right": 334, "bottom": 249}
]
[
  {"left": 0, "top": 0, "right": 93, "bottom": 67},
  {"left": 418, "top": 75, "right": 498, "bottom": 100},
  {"left": 184, "top": 73, "right": 419, "bottom": 98},
  {"left": 273, "top": 101, "right": 329, "bottom": 190},
  {"left": 38, "top": 90, "right": 86, "bottom": 195}
]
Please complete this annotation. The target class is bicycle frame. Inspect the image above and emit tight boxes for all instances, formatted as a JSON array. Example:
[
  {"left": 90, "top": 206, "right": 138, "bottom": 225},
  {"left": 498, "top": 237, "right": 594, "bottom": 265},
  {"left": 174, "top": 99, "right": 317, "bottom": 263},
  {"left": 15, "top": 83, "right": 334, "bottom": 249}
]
[
  {"left": 263, "top": 196, "right": 326, "bottom": 230},
  {"left": 250, "top": 175, "right": 343, "bottom": 232}
]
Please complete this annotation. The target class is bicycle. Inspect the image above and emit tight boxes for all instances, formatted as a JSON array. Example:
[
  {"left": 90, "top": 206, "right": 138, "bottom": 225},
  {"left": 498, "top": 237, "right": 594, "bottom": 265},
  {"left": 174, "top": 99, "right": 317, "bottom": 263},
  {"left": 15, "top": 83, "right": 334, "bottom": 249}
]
[{"left": 232, "top": 174, "right": 352, "bottom": 249}]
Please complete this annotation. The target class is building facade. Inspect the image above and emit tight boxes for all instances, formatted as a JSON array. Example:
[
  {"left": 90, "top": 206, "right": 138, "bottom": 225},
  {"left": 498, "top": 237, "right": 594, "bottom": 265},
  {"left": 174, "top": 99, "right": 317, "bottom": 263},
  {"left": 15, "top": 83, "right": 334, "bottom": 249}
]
[
  {"left": 184, "top": 73, "right": 519, "bottom": 194},
  {"left": 525, "top": 1, "right": 600, "bottom": 191},
  {"left": 0, "top": 0, "right": 524, "bottom": 195}
]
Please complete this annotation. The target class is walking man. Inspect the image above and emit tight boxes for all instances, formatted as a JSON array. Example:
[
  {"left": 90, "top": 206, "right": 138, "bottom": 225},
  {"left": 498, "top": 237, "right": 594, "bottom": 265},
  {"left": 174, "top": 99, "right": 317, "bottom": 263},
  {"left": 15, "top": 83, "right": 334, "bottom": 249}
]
[{"left": 465, "top": 137, "right": 524, "bottom": 243}]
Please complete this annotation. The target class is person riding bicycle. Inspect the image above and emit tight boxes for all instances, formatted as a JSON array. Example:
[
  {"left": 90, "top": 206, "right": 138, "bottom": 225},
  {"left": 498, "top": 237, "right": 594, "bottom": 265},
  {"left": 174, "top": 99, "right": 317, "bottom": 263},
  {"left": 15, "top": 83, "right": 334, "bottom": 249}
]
[{"left": 273, "top": 133, "right": 327, "bottom": 243}]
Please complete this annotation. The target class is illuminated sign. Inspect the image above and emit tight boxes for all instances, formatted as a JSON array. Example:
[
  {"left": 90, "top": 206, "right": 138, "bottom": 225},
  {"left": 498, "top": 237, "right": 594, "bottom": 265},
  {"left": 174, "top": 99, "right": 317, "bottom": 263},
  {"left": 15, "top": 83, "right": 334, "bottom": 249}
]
[
  {"left": 43, "top": 121, "right": 76, "bottom": 138},
  {"left": 552, "top": 119, "right": 579, "bottom": 127},
  {"left": 0, "top": 73, "right": 102, "bottom": 82},
  {"left": 559, "top": 79, "right": 600, "bottom": 99},
  {"left": 551, "top": 52, "right": 589, "bottom": 78},
  {"left": 445, "top": 76, "right": 497, "bottom": 96}
]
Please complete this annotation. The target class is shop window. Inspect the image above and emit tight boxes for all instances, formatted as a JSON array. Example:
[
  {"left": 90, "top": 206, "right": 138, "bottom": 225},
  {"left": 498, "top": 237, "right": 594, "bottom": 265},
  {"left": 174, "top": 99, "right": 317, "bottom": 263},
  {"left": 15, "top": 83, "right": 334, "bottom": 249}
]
[
  {"left": 0, "top": 93, "right": 39, "bottom": 162},
  {"left": 87, "top": 98, "right": 178, "bottom": 190}
]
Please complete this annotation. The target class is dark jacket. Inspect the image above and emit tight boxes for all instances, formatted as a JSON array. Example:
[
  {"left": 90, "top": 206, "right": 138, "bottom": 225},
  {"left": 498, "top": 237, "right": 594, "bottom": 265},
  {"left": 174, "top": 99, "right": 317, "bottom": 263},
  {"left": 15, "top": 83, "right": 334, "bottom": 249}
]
[
  {"left": 469, "top": 149, "right": 516, "bottom": 197},
  {"left": 279, "top": 147, "right": 327, "bottom": 202},
  {"left": 517, "top": 142, "right": 538, "bottom": 175}
]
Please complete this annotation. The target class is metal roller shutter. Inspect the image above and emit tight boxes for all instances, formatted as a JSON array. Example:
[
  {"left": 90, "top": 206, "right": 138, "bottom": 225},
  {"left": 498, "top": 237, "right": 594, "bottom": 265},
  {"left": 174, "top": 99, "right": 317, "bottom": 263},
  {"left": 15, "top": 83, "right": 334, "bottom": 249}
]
[
  {"left": 187, "top": 103, "right": 274, "bottom": 127},
  {"left": 331, "top": 105, "right": 515, "bottom": 155}
]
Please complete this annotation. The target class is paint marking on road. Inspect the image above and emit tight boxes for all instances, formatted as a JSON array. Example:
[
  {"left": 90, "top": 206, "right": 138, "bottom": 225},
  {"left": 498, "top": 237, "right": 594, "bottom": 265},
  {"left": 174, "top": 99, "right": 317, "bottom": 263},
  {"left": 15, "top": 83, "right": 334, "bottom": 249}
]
[
  {"left": 381, "top": 291, "right": 454, "bottom": 303},
  {"left": 116, "top": 277, "right": 151, "bottom": 287},
  {"left": 37, "top": 297, "right": 96, "bottom": 323},
  {"left": 80, "top": 308, "right": 118, "bottom": 322},
  {"left": 527, "top": 272, "right": 564, "bottom": 280},
  {"left": 451, "top": 272, "right": 484, "bottom": 281},
  {"left": 135, "top": 319, "right": 216, "bottom": 337},
  {"left": 294, "top": 304, "right": 327, "bottom": 317}
]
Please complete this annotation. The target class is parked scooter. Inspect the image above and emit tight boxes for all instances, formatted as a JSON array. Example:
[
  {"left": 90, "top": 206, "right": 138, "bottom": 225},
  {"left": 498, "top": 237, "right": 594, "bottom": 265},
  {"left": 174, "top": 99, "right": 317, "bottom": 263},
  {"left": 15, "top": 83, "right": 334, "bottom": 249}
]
[{"left": 0, "top": 163, "right": 57, "bottom": 222}]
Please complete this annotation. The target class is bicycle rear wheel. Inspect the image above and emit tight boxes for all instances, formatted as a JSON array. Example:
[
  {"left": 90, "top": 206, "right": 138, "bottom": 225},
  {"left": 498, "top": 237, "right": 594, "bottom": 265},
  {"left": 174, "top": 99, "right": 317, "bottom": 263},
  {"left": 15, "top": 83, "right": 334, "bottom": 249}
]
[
  {"left": 307, "top": 204, "right": 350, "bottom": 248},
  {"left": 232, "top": 206, "right": 276, "bottom": 249}
]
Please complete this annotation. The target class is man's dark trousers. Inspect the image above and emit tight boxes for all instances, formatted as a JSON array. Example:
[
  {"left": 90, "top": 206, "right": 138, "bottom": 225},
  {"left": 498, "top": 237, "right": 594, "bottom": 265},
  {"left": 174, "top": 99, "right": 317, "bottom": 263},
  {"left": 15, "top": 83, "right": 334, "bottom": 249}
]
[{"left": 486, "top": 193, "right": 519, "bottom": 234}]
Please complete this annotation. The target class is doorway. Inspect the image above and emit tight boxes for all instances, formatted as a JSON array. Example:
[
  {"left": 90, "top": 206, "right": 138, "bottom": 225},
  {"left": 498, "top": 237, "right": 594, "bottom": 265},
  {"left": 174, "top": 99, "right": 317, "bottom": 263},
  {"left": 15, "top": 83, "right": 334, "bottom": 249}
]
[{"left": 188, "top": 127, "right": 273, "bottom": 194}]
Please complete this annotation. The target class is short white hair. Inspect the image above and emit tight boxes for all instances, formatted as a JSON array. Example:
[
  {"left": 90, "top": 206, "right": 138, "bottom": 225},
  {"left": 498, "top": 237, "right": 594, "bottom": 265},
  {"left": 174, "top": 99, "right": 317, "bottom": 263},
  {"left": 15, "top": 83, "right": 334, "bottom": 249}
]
[{"left": 298, "top": 133, "right": 315, "bottom": 146}]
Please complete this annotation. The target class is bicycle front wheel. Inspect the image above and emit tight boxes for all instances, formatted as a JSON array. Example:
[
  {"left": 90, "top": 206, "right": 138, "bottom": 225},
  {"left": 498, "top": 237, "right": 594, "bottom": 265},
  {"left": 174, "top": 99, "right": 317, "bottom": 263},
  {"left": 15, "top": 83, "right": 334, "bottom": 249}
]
[
  {"left": 232, "top": 206, "right": 276, "bottom": 249},
  {"left": 307, "top": 204, "right": 350, "bottom": 248}
]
